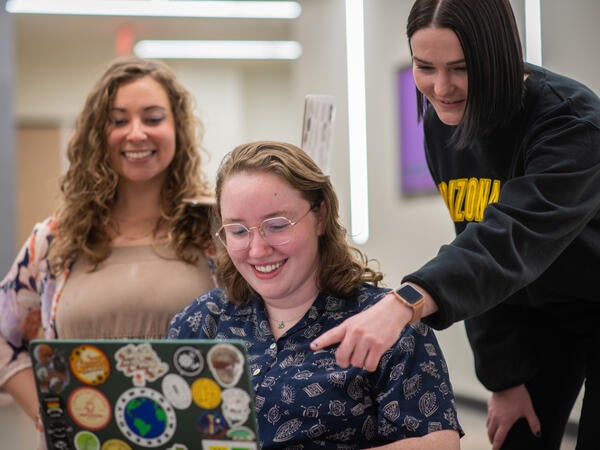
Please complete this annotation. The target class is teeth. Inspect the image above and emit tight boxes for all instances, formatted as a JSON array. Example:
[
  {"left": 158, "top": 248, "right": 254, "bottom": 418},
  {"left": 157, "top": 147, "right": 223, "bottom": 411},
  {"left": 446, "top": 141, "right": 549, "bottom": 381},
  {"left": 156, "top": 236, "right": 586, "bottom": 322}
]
[
  {"left": 124, "top": 150, "right": 153, "bottom": 159},
  {"left": 255, "top": 262, "right": 283, "bottom": 273}
]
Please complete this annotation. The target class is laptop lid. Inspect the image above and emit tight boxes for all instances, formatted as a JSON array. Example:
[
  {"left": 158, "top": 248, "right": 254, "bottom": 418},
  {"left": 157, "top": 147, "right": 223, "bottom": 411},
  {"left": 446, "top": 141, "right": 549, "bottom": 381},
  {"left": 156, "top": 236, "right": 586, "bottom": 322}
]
[{"left": 30, "top": 338, "right": 259, "bottom": 450}]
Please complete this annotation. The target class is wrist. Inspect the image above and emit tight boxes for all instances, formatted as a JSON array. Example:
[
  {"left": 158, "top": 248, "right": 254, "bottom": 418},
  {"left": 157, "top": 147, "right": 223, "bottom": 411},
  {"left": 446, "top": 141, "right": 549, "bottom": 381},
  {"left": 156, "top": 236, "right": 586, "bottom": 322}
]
[{"left": 391, "top": 284, "right": 424, "bottom": 325}]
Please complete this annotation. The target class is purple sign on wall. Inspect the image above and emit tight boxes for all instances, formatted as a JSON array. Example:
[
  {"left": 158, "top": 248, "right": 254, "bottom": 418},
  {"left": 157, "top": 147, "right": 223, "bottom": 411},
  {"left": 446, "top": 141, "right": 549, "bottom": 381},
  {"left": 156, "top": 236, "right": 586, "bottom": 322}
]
[{"left": 398, "top": 66, "right": 437, "bottom": 195}]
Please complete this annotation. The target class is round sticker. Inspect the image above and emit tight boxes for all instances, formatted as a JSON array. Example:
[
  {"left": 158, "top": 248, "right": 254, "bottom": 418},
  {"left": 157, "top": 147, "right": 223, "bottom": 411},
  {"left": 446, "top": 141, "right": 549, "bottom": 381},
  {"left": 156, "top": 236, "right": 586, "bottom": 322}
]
[
  {"left": 68, "top": 387, "right": 112, "bottom": 431},
  {"left": 69, "top": 345, "right": 111, "bottom": 385},
  {"left": 74, "top": 430, "right": 100, "bottom": 450},
  {"left": 115, "top": 387, "right": 176, "bottom": 448},
  {"left": 172, "top": 345, "right": 204, "bottom": 376},
  {"left": 191, "top": 377, "right": 222, "bottom": 409},
  {"left": 162, "top": 373, "right": 192, "bottom": 409},
  {"left": 100, "top": 439, "right": 132, "bottom": 450},
  {"left": 196, "top": 411, "right": 228, "bottom": 439}
]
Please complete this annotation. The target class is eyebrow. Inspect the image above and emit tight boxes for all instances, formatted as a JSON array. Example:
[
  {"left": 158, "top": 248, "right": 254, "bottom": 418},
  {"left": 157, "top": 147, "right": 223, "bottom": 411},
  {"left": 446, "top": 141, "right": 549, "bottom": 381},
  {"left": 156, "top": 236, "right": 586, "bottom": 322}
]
[
  {"left": 222, "top": 210, "right": 290, "bottom": 224},
  {"left": 110, "top": 105, "right": 168, "bottom": 113},
  {"left": 412, "top": 56, "right": 466, "bottom": 66}
]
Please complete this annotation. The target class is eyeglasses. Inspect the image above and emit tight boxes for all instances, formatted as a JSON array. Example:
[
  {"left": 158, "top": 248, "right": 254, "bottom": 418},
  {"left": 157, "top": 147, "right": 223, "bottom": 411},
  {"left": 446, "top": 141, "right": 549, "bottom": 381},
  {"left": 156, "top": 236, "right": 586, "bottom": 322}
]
[{"left": 215, "top": 207, "right": 314, "bottom": 251}]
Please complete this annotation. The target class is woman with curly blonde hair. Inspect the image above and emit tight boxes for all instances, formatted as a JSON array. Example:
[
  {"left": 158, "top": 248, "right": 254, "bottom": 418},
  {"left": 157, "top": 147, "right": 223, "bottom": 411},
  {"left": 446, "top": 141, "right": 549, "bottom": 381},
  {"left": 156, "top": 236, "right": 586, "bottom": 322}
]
[
  {"left": 168, "top": 141, "right": 462, "bottom": 449},
  {"left": 0, "top": 56, "right": 218, "bottom": 438}
]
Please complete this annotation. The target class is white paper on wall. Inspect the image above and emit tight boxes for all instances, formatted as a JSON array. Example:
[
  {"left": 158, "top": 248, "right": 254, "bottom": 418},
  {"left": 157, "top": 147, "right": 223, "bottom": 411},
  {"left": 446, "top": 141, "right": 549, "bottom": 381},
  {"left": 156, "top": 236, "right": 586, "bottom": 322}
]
[{"left": 301, "top": 94, "right": 336, "bottom": 174}]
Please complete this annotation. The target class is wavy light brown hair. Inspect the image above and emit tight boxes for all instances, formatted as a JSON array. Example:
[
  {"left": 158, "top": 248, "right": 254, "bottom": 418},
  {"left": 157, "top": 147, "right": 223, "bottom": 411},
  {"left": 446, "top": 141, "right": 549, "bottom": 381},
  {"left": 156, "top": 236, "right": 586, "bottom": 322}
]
[
  {"left": 48, "top": 56, "right": 213, "bottom": 272},
  {"left": 214, "top": 141, "right": 383, "bottom": 305}
]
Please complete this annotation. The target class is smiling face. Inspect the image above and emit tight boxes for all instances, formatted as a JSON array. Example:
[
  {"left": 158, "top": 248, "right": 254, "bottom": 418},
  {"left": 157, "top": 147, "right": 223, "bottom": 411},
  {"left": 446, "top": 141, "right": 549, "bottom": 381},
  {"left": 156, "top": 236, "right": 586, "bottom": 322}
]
[
  {"left": 107, "top": 76, "right": 176, "bottom": 187},
  {"left": 219, "top": 170, "right": 324, "bottom": 308},
  {"left": 410, "top": 26, "right": 468, "bottom": 126}
]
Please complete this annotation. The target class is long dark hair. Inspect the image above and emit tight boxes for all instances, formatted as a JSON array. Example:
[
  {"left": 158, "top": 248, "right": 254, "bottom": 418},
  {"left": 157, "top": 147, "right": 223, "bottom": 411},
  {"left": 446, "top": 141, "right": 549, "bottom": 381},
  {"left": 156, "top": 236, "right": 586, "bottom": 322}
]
[{"left": 407, "top": 0, "right": 524, "bottom": 148}]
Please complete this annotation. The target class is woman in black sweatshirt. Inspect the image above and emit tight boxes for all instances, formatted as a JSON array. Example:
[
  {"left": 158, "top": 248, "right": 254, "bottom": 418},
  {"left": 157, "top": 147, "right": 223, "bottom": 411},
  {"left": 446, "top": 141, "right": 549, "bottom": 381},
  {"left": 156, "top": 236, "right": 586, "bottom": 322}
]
[{"left": 312, "top": 1, "right": 600, "bottom": 449}]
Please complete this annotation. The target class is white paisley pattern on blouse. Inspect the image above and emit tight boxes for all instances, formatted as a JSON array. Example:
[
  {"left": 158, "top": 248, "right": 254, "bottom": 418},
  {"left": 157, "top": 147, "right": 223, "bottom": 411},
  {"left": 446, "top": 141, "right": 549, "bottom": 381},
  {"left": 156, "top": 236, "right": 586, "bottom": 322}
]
[{"left": 167, "top": 284, "right": 463, "bottom": 449}]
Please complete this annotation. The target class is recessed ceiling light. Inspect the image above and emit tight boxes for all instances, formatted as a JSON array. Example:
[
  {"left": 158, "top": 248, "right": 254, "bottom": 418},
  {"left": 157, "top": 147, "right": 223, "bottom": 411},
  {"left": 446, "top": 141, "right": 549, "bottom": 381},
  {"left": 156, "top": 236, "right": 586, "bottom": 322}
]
[{"left": 134, "top": 40, "right": 302, "bottom": 60}]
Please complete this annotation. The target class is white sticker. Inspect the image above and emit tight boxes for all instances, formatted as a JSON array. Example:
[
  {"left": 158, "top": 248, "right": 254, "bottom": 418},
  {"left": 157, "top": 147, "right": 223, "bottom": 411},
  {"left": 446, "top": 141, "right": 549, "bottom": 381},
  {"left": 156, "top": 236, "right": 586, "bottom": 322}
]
[{"left": 162, "top": 373, "right": 193, "bottom": 410}]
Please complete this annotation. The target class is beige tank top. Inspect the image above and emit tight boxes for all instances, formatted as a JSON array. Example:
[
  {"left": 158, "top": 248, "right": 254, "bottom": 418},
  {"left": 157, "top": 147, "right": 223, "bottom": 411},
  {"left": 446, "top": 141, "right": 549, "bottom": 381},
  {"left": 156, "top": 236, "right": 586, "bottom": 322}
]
[{"left": 55, "top": 245, "right": 215, "bottom": 339}]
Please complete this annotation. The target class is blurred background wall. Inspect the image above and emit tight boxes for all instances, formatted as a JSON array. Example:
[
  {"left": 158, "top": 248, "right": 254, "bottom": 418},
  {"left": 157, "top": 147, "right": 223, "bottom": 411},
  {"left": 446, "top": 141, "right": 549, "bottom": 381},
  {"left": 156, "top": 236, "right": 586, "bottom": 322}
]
[{"left": 1, "top": 0, "right": 598, "bottom": 446}]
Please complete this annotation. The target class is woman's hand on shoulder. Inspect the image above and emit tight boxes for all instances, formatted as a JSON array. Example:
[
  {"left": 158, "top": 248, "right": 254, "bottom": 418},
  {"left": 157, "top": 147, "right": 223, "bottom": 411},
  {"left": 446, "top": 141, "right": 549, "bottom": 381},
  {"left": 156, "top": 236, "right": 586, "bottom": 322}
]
[
  {"left": 310, "top": 291, "right": 413, "bottom": 371},
  {"left": 311, "top": 284, "right": 438, "bottom": 371}
]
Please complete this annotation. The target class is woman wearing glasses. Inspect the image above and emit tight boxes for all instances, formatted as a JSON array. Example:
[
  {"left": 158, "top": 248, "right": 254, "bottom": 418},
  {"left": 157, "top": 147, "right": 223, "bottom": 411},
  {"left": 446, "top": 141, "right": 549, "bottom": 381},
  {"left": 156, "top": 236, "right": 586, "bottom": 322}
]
[{"left": 167, "top": 141, "right": 462, "bottom": 449}]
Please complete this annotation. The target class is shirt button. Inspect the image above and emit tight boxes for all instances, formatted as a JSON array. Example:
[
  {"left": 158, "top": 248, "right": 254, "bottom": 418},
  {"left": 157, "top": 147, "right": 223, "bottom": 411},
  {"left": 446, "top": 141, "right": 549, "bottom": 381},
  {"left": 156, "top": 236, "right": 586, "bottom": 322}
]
[
  {"left": 269, "top": 342, "right": 277, "bottom": 350},
  {"left": 253, "top": 368, "right": 261, "bottom": 376}
]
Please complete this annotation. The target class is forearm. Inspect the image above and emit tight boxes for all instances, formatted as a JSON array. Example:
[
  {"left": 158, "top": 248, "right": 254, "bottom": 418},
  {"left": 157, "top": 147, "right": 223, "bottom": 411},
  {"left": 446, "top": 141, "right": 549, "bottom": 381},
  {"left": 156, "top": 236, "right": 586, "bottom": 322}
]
[
  {"left": 367, "top": 430, "right": 460, "bottom": 450},
  {"left": 3, "top": 367, "right": 39, "bottom": 420}
]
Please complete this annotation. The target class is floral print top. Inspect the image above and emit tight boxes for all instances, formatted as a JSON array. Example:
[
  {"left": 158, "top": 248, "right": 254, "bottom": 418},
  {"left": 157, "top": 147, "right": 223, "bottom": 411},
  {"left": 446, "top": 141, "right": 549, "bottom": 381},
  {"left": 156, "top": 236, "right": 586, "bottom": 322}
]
[
  {"left": 0, "top": 218, "right": 62, "bottom": 389},
  {"left": 0, "top": 217, "right": 217, "bottom": 391}
]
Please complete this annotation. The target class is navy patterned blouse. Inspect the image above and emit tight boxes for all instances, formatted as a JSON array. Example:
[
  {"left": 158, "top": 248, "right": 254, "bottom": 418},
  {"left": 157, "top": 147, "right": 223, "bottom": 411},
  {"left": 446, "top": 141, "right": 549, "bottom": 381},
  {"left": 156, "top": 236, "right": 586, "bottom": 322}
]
[{"left": 167, "top": 284, "right": 462, "bottom": 449}]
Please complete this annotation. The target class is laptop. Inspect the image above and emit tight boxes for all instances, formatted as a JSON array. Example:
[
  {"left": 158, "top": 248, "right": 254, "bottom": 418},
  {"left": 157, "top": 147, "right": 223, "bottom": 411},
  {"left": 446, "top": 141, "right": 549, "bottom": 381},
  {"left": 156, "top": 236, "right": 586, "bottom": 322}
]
[{"left": 29, "top": 338, "right": 259, "bottom": 450}]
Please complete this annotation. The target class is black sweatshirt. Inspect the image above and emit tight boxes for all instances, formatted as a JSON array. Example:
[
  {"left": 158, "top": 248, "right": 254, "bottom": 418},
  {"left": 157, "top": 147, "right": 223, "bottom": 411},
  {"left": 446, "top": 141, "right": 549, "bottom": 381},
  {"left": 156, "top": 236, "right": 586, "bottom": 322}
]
[{"left": 403, "top": 64, "right": 600, "bottom": 390}]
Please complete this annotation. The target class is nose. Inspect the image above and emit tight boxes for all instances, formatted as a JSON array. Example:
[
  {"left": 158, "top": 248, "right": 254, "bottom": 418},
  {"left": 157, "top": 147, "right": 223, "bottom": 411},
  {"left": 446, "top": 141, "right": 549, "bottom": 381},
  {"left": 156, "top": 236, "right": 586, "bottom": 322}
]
[
  {"left": 247, "top": 228, "right": 273, "bottom": 257},
  {"left": 433, "top": 71, "right": 453, "bottom": 97},
  {"left": 127, "top": 119, "right": 147, "bottom": 141}
]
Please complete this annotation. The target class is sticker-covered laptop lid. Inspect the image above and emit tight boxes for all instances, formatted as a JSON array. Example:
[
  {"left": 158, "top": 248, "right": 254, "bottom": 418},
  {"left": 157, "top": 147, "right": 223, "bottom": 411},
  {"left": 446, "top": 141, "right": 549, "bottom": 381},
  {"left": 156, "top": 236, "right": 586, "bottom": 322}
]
[{"left": 29, "top": 338, "right": 259, "bottom": 450}]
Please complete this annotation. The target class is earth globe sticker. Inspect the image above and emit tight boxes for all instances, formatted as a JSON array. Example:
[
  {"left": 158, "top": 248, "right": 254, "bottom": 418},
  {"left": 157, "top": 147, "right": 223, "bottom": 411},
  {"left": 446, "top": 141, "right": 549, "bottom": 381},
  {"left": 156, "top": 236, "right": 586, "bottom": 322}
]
[{"left": 115, "top": 387, "right": 176, "bottom": 448}]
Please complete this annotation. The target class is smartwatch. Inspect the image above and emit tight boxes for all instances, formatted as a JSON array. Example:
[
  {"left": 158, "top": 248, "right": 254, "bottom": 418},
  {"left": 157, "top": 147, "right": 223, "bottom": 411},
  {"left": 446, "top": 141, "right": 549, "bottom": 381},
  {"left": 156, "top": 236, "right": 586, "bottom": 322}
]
[{"left": 391, "top": 284, "right": 424, "bottom": 325}]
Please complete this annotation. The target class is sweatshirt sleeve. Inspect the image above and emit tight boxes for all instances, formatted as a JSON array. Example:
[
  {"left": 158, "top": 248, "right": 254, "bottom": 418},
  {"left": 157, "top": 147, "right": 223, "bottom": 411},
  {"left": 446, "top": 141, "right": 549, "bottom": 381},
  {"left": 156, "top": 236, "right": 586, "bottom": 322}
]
[
  {"left": 0, "top": 219, "right": 52, "bottom": 389},
  {"left": 405, "top": 114, "right": 600, "bottom": 329}
]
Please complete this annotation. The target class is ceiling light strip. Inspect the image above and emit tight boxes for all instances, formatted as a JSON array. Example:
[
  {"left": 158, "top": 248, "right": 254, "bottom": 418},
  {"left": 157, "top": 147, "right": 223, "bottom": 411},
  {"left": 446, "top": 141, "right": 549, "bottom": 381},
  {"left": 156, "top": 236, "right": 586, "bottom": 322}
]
[
  {"left": 5, "top": 0, "right": 302, "bottom": 19},
  {"left": 134, "top": 40, "right": 302, "bottom": 60}
]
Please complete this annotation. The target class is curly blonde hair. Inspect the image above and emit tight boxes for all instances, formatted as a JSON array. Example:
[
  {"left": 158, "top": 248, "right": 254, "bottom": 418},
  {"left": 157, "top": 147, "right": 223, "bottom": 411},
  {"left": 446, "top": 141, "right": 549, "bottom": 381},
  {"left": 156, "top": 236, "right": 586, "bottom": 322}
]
[
  {"left": 48, "top": 56, "right": 213, "bottom": 272},
  {"left": 214, "top": 141, "right": 383, "bottom": 305}
]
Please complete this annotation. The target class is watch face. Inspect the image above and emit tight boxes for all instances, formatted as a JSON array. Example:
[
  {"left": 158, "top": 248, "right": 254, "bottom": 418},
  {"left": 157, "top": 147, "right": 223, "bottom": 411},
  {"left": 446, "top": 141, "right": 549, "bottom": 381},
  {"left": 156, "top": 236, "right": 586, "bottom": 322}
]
[{"left": 396, "top": 285, "right": 423, "bottom": 304}]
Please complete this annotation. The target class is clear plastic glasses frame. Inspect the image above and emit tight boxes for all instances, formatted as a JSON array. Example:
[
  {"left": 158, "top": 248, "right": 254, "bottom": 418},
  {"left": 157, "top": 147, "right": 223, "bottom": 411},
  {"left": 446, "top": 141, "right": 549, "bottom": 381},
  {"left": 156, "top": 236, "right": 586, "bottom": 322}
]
[{"left": 215, "top": 207, "right": 313, "bottom": 251}]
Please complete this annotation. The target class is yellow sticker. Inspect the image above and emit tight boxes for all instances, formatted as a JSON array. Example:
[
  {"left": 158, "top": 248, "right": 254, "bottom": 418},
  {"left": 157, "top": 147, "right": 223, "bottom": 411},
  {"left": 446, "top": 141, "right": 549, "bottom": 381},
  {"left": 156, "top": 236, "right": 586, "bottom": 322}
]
[
  {"left": 69, "top": 345, "right": 110, "bottom": 385},
  {"left": 191, "top": 377, "right": 222, "bottom": 409},
  {"left": 100, "top": 439, "right": 132, "bottom": 450}
]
